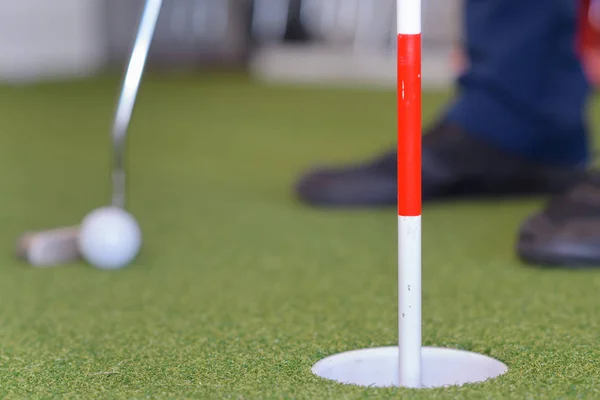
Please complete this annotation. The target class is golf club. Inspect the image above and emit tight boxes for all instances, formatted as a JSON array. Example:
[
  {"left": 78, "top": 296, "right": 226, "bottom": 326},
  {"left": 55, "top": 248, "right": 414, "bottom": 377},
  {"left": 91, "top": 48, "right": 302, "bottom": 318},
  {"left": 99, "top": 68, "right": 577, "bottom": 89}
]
[{"left": 16, "top": 0, "right": 163, "bottom": 266}]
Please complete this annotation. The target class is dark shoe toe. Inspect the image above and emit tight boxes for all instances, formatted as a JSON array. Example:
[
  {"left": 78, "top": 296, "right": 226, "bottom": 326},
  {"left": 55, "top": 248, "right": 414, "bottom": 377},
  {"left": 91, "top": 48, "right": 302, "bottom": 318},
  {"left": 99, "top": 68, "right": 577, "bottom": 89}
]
[
  {"left": 295, "top": 166, "right": 396, "bottom": 207},
  {"left": 517, "top": 212, "right": 600, "bottom": 268}
]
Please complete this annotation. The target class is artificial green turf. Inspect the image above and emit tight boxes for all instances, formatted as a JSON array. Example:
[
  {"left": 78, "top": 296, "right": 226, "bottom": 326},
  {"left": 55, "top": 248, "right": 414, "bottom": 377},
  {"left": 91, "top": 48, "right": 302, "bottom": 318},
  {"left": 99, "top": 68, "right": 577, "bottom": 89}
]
[{"left": 0, "top": 73, "right": 598, "bottom": 399}]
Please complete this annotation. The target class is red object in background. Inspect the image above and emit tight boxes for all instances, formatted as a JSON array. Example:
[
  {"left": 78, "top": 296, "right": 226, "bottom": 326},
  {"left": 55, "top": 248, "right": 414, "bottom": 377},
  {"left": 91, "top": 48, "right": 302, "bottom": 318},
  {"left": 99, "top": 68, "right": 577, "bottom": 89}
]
[
  {"left": 580, "top": 0, "right": 600, "bottom": 87},
  {"left": 579, "top": 0, "right": 597, "bottom": 51}
]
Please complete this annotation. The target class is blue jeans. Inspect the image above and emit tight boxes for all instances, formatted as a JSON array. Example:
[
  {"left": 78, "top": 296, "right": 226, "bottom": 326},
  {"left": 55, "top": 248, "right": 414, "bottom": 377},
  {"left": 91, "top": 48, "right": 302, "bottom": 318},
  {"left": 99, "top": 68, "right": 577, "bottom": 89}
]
[{"left": 445, "top": 0, "right": 591, "bottom": 166}]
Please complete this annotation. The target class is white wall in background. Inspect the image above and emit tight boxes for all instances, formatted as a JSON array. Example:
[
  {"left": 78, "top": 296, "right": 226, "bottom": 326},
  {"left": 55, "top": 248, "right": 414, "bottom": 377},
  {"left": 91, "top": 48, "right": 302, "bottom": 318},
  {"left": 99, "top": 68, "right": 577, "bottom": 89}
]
[
  {"left": 422, "top": 0, "right": 462, "bottom": 45},
  {"left": 0, "top": 0, "right": 107, "bottom": 83},
  {"left": 251, "top": 0, "right": 463, "bottom": 89}
]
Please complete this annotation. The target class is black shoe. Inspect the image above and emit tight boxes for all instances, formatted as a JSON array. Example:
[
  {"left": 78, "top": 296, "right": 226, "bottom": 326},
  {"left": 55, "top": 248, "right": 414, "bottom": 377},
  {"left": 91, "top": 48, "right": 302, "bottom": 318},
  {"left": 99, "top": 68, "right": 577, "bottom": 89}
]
[
  {"left": 295, "top": 122, "right": 587, "bottom": 207},
  {"left": 517, "top": 171, "right": 600, "bottom": 268}
]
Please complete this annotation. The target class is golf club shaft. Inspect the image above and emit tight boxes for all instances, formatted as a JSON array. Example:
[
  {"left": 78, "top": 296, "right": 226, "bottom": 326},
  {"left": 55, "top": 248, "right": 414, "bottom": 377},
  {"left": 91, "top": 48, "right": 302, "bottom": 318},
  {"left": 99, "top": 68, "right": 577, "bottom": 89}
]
[{"left": 112, "top": 0, "right": 163, "bottom": 209}]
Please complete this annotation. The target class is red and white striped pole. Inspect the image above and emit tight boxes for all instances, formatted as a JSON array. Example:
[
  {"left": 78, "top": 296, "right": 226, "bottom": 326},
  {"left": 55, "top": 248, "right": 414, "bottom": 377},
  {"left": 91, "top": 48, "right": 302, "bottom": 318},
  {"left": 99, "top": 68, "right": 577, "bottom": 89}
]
[
  {"left": 312, "top": 1, "right": 506, "bottom": 389},
  {"left": 397, "top": 0, "right": 422, "bottom": 389}
]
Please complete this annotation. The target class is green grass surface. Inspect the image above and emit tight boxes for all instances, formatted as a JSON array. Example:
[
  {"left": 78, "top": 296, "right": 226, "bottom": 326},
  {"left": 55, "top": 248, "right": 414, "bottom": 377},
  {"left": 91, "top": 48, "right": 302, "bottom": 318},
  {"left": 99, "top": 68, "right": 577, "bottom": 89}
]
[{"left": 0, "top": 73, "right": 598, "bottom": 399}]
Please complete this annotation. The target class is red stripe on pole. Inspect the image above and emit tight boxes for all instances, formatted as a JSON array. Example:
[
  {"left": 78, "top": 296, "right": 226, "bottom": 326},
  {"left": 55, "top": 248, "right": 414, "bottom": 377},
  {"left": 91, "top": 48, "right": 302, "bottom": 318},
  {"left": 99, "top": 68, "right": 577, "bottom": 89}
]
[{"left": 397, "top": 33, "right": 422, "bottom": 216}]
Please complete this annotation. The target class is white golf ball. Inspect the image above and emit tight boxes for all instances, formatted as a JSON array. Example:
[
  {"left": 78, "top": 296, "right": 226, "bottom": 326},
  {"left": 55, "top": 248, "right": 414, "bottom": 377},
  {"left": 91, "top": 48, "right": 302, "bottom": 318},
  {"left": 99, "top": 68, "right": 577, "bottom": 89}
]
[{"left": 78, "top": 207, "right": 142, "bottom": 269}]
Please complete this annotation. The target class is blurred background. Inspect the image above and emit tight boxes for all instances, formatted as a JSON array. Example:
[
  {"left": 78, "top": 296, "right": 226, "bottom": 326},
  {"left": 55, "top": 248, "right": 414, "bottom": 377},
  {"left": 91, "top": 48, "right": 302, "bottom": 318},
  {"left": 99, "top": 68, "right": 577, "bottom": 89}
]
[
  {"left": 0, "top": 4, "right": 599, "bottom": 398},
  {"left": 0, "top": 0, "right": 461, "bottom": 88}
]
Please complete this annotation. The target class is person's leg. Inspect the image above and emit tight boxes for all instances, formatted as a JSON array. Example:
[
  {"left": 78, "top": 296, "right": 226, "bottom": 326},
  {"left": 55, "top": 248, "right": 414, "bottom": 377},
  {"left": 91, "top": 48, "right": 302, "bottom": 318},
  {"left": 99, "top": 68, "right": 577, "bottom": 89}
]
[
  {"left": 517, "top": 0, "right": 600, "bottom": 268},
  {"left": 295, "top": 0, "right": 590, "bottom": 207},
  {"left": 446, "top": 0, "right": 590, "bottom": 166}
]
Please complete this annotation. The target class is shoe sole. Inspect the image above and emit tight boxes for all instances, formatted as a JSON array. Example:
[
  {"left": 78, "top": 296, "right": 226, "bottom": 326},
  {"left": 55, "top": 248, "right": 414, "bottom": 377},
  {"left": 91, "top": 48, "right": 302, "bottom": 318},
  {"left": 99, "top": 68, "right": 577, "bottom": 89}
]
[
  {"left": 517, "top": 213, "right": 600, "bottom": 269},
  {"left": 518, "top": 246, "right": 600, "bottom": 269}
]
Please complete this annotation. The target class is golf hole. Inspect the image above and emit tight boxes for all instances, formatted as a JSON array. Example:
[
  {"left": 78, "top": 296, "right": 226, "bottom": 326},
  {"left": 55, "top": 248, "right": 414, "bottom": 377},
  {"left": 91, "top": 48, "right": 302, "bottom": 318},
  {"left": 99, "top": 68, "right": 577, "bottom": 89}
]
[{"left": 312, "top": 346, "right": 508, "bottom": 388}]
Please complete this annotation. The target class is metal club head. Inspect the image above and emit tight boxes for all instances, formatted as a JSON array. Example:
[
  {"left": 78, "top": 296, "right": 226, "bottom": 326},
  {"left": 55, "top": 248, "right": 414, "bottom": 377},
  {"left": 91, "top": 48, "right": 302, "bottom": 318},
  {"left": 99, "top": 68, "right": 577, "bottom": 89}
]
[
  {"left": 16, "top": 0, "right": 162, "bottom": 267},
  {"left": 16, "top": 226, "right": 81, "bottom": 267}
]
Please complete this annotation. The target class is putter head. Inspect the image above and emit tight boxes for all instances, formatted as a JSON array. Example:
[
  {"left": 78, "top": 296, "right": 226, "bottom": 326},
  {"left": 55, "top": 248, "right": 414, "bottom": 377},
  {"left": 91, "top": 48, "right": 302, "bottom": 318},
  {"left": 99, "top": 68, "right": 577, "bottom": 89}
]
[{"left": 16, "top": 226, "right": 81, "bottom": 266}]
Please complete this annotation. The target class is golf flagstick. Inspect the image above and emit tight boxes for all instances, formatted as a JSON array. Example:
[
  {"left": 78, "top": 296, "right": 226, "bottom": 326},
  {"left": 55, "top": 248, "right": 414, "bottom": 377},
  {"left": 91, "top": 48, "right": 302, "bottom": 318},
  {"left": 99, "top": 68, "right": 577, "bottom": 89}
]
[
  {"left": 16, "top": 0, "right": 163, "bottom": 267},
  {"left": 396, "top": 0, "right": 422, "bottom": 387},
  {"left": 311, "top": 0, "right": 508, "bottom": 389}
]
